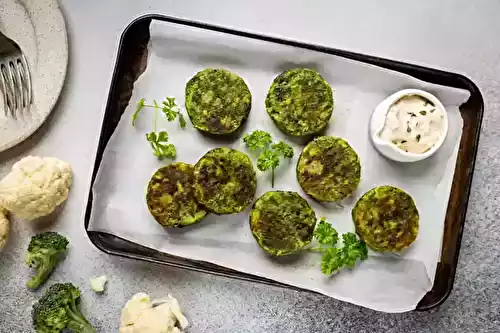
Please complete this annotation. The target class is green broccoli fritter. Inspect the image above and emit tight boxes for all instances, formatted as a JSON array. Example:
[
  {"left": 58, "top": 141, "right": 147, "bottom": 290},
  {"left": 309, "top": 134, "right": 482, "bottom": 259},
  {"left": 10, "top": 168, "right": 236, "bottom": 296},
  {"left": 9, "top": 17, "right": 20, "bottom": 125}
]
[
  {"left": 185, "top": 68, "right": 252, "bottom": 135},
  {"left": 25, "top": 232, "right": 69, "bottom": 290},
  {"left": 32, "top": 283, "right": 96, "bottom": 333},
  {"left": 194, "top": 148, "right": 257, "bottom": 214},
  {"left": 146, "top": 162, "right": 208, "bottom": 227},
  {"left": 297, "top": 136, "right": 361, "bottom": 202},
  {"left": 266, "top": 68, "right": 334, "bottom": 136},
  {"left": 249, "top": 191, "right": 317, "bottom": 256},
  {"left": 352, "top": 185, "right": 419, "bottom": 252}
]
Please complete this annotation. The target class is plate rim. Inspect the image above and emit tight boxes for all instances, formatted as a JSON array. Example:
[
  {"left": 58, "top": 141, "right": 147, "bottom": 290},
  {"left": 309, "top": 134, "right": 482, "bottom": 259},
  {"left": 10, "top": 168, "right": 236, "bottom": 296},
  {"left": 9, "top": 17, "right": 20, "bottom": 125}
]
[{"left": 0, "top": 0, "right": 68, "bottom": 152}]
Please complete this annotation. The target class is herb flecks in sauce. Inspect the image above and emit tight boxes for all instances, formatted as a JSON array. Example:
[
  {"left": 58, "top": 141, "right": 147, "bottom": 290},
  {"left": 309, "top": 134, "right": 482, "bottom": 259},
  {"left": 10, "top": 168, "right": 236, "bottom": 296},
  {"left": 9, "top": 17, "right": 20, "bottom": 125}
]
[{"left": 379, "top": 94, "right": 445, "bottom": 154}]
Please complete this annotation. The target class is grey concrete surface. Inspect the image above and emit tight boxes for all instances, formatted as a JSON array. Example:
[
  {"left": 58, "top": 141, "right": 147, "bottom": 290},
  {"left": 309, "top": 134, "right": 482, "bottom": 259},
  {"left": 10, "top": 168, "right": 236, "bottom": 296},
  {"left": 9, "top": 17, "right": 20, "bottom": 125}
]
[{"left": 1, "top": 0, "right": 499, "bottom": 332}]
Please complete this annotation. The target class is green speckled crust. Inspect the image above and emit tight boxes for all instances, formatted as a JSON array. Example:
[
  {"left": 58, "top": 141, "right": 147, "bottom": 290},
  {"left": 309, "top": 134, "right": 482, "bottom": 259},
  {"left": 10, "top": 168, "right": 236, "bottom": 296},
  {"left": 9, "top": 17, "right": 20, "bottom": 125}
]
[
  {"left": 250, "top": 191, "right": 317, "bottom": 256},
  {"left": 352, "top": 186, "right": 419, "bottom": 252},
  {"left": 297, "top": 136, "right": 361, "bottom": 202},
  {"left": 185, "top": 68, "right": 252, "bottom": 135},
  {"left": 194, "top": 148, "right": 257, "bottom": 214},
  {"left": 266, "top": 68, "right": 334, "bottom": 136},
  {"left": 146, "top": 163, "right": 208, "bottom": 227}
]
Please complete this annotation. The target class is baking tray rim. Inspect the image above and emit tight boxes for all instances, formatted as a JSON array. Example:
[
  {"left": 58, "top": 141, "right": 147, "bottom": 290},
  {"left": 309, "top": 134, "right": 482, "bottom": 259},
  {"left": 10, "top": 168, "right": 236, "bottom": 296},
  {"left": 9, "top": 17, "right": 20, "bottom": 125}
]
[{"left": 84, "top": 13, "right": 484, "bottom": 312}]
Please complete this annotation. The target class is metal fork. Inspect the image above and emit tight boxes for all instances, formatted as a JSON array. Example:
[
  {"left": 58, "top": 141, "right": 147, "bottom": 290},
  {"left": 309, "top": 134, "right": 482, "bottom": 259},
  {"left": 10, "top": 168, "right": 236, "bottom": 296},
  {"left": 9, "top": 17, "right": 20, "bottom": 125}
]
[{"left": 0, "top": 31, "right": 32, "bottom": 117}]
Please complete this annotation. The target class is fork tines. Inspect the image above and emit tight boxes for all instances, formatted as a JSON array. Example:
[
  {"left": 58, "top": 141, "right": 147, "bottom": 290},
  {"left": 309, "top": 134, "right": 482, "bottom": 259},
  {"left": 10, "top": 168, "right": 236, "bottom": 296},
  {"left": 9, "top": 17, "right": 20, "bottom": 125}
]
[{"left": 0, "top": 54, "right": 32, "bottom": 117}]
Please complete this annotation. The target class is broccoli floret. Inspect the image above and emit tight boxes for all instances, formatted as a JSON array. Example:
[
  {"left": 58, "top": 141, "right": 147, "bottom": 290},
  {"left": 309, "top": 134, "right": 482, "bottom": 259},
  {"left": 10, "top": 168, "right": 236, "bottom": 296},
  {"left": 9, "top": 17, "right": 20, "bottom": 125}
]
[
  {"left": 33, "top": 283, "right": 96, "bottom": 333},
  {"left": 25, "top": 232, "right": 69, "bottom": 290}
]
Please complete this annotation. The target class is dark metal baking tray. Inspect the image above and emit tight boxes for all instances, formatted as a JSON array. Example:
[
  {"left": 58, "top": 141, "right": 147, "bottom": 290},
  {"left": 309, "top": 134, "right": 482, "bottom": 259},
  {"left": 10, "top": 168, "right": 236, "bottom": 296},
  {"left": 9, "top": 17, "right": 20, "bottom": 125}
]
[{"left": 84, "top": 14, "right": 484, "bottom": 311}]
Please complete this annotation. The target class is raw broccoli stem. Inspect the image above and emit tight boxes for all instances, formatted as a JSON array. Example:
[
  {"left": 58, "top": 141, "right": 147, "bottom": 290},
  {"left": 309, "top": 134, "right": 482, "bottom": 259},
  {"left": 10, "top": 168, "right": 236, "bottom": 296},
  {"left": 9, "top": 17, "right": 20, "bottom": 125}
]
[
  {"left": 26, "top": 252, "right": 58, "bottom": 290},
  {"left": 66, "top": 304, "right": 95, "bottom": 332},
  {"left": 67, "top": 319, "right": 96, "bottom": 333},
  {"left": 68, "top": 306, "right": 88, "bottom": 325}
]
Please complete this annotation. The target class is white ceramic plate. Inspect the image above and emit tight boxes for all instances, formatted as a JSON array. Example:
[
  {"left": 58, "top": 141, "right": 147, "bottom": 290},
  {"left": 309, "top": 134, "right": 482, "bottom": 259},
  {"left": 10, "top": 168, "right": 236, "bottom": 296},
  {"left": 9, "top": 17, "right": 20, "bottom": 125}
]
[{"left": 0, "top": 0, "right": 68, "bottom": 152}]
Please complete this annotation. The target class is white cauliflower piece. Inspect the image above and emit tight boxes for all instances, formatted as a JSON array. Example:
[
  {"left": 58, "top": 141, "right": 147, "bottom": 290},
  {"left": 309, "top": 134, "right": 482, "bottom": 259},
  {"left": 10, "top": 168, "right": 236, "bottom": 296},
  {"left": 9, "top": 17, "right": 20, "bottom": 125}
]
[
  {"left": 120, "top": 293, "right": 153, "bottom": 327},
  {"left": 119, "top": 293, "right": 188, "bottom": 333},
  {"left": 0, "top": 208, "right": 10, "bottom": 251},
  {"left": 0, "top": 156, "right": 72, "bottom": 220},
  {"left": 89, "top": 275, "right": 108, "bottom": 293},
  {"left": 165, "top": 294, "right": 189, "bottom": 329}
]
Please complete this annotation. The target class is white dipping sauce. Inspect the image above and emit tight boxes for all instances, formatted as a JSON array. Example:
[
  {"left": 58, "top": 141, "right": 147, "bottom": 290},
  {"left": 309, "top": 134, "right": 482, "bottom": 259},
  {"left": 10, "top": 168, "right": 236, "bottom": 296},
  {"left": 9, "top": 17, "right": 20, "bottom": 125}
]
[{"left": 379, "top": 94, "right": 445, "bottom": 154}]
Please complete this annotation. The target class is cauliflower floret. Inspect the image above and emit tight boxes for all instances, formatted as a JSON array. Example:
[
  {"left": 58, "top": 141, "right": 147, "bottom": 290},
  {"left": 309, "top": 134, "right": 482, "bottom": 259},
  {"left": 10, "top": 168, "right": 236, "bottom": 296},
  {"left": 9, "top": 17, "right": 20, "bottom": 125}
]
[
  {"left": 0, "top": 156, "right": 72, "bottom": 220},
  {"left": 0, "top": 208, "right": 9, "bottom": 251},
  {"left": 163, "top": 295, "right": 189, "bottom": 329},
  {"left": 120, "top": 292, "right": 153, "bottom": 327},
  {"left": 119, "top": 293, "right": 188, "bottom": 333},
  {"left": 89, "top": 275, "right": 108, "bottom": 293}
]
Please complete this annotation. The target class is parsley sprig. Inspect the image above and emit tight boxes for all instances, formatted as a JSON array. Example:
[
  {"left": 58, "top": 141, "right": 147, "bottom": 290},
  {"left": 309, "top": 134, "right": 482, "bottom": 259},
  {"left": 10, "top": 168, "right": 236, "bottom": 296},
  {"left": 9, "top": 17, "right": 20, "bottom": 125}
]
[
  {"left": 132, "top": 97, "right": 186, "bottom": 129},
  {"left": 131, "top": 97, "right": 187, "bottom": 159},
  {"left": 145, "top": 131, "right": 176, "bottom": 158},
  {"left": 311, "top": 218, "right": 368, "bottom": 275},
  {"left": 243, "top": 130, "right": 294, "bottom": 187}
]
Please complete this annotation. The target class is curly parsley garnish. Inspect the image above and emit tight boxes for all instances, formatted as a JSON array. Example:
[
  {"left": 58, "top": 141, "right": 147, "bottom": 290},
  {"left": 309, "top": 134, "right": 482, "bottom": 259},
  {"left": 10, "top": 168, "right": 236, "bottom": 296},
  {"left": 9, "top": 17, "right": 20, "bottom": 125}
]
[
  {"left": 271, "top": 141, "right": 294, "bottom": 159},
  {"left": 243, "top": 130, "right": 272, "bottom": 151},
  {"left": 311, "top": 218, "right": 368, "bottom": 276},
  {"left": 243, "top": 130, "right": 294, "bottom": 187},
  {"left": 132, "top": 97, "right": 187, "bottom": 159}
]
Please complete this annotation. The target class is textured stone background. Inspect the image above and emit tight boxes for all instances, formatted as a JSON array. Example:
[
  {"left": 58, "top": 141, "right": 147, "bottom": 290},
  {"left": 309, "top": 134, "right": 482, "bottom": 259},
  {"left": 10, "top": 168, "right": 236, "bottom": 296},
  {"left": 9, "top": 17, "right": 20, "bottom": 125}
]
[{"left": 1, "top": 0, "right": 499, "bottom": 332}]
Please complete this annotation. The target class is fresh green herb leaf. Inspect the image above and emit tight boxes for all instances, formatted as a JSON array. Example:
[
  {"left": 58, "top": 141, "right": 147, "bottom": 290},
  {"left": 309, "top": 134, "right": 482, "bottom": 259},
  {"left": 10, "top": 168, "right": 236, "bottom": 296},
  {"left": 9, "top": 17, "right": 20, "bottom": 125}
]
[
  {"left": 314, "top": 218, "right": 339, "bottom": 246},
  {"left": 131, "top": 98, "right": 146, "bottom": 126},
  {"left": 243, "top": 130, "right": 295, "bottom": 187},
  {"left": 257, "top": 149, "right": 280, "bottom": 172},
  {"left": 132, "top": 97, "right": 187, "bottom": 128},
  {"left": 132, "top": 97, "right": 187, "bottom": 158},
  {"left": 271, "top": 141, "right": 294, "bottom": 159},
  {"left": 160, "top": 144, "right": 176, "bottom": 158},
  {"left": 243, "top": 130, "right": 273, "bottom": 151},
  {"left": 178, "top": 113, "right": 187, "bottom": 129},
  {"left": 419, "top": 110, "right": 427, "bottom": 116},
  {"left": 310, "top": 218, "right": 368, "bottom": 276},
  {"left": 341, "top": 233, "right": 368, "bottom": 268},
  {"left": 320, "top": 247, "right": 344, "bottom": 275},
  {"left": 145, "top": 131, "right": 157, "bottom": 142},
  {"left": 342, "top": 232, "right": 358, "bottom": 245},
  {"left": 161, "top": 97, "right": 186, "bottom": 128},
  {"left": 146, "top": 130, "right": 176, "bottom": 159},
  {"left": 162, "top": 106, "right": 178, "bottom": 121},
  {"left": 166, "top": 96, "right": 176, "bottom": 106},
  {"left": 157, "top": 130, "right": 169, "bottom": 142},
  {"left": 257, "top": 149, "right": 279, "bottom": 187}
]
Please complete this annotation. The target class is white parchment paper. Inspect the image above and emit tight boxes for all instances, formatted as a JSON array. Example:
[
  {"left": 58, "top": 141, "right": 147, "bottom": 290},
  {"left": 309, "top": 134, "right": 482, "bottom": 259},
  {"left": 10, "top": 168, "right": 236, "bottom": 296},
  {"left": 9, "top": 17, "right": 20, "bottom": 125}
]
[{"left": 89, "top": 21, "right": 470, "bottom": 312}]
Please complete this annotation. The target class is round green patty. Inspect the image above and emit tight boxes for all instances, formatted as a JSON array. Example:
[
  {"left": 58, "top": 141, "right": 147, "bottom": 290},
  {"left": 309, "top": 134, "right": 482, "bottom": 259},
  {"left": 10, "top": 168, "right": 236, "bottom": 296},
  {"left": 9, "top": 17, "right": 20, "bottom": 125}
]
[
  {"left": 194, "top": 148, "right": 257, "bottom": 214},
  {"left": 146, "top": 162, "right": 208, "bottom": 227},
  {"left": 352, "top": 186, "right": 419, "bottom": 252},
  {"left": 250, "top": 191, "right": 317, "bottom": 256},
  {"left": 185, "top": 68, "right": 252, "bottom": 135},
  {"left": 297, "top": 136, "right": 361, "bottom": 202},
  {"left": 265, "top": 68, "right": 334, "bottom": 136}
]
